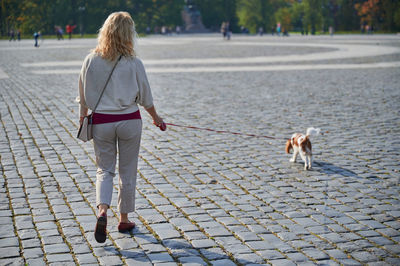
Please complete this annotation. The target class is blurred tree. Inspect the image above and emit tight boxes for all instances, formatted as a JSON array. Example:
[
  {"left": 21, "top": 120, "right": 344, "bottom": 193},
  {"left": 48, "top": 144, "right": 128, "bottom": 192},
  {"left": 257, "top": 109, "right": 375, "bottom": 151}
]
[
  {"left": 196, "top": 0, "right": 238, "bottom": 32},
  {"left": 236, "top": 0, "right": 273, "bottom": 34},
  {"left": 355, "top": 0, "right": 381, "bottom": 29},
  {"left": 336, "top": 0, "right": 361, "bottom": 31},
  {"left": 0, "top": 0, "right": 21, "bottom": 35},
  {"left": 290, "top": 1, "right": 306, "bottom": 33},
  {"left": 1, "top": 0, "right": 399, "bottom": 36},
  {"left": 275, "top": 7, "right": 291, "bottom": 31},
  {"left": 303, "top": 0, "right": 323, "bottom": 34},
  {"left": 380, "top": 0, "right": 400, "bottom": 31}
]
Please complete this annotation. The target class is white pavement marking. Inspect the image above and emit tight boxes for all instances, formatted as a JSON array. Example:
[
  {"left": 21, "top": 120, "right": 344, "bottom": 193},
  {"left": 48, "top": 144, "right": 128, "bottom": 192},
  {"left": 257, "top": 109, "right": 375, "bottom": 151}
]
[
  {"left": 21, "top": 61, "right": 83, "bottom": 67},
  {"left": 142, "top": 43, "right": 400, "bottom": 65},
  {"left": 22, "top": 42, "right": 400, "bottom": 67},
  {"left": 0, "top": 68, "right": 9, "bottom": 79},
  {"left": 21, "top": 40, "right": 400, "bottom": 74},
  {"left": 30, "top": 61, "right": 400, "bottom": 75},
  {"left": 146, "top": 61, "right": 400, "bottom": 73}
]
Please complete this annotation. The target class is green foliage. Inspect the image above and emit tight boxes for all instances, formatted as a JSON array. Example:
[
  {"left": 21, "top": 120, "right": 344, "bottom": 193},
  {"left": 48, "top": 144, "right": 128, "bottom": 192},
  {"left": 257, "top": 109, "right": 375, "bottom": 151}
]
[
  {"left": 236, "top": 0, "right": 273, "bottom": 33},
  {"left": 1, "top": 0, "right": 399, "bottom": 37},
  {"left": 275, "top": 7, "right": 291, "bottom": 31},
  {"left": 196, "top": 0, "right": 238, "bottom": 32}
]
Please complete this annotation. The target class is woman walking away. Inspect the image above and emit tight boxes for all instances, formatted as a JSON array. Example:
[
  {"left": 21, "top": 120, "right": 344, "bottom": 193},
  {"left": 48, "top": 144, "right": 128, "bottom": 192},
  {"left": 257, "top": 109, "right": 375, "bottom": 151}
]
[{"left": 77, "top": 12, "right": 164, "bottom": 243}]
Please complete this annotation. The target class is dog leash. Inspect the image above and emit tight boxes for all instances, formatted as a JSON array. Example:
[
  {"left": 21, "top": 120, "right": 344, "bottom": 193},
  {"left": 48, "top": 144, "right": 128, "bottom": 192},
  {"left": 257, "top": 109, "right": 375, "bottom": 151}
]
[{"left": 165, "top": 122, "right": 280, "bottom": 140}]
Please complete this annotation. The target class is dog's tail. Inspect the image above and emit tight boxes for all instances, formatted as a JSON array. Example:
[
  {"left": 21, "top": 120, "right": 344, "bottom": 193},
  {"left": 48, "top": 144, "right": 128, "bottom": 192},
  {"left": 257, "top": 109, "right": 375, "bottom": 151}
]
[
  {"left": 306, "top": 127, "right": 321, "bottom": 137},
  {"left": 285, "top": 139, "right": 292, "bottom": 153}
]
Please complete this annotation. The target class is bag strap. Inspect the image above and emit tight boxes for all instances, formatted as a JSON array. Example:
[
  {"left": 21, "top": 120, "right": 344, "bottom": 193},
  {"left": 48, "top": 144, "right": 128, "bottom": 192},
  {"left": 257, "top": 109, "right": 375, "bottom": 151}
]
[{"left": 92, "top": 55, "right": 122, "bottom": 113}]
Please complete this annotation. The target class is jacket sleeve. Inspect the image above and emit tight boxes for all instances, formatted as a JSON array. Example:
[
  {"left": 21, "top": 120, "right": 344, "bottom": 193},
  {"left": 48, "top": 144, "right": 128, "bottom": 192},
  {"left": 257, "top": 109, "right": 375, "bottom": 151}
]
[
  {"left": 135, "top": 59, "right": 154, "bottom": 109},
  {"left": 77, "top": 56, "right": 90, "bottom": 118}
]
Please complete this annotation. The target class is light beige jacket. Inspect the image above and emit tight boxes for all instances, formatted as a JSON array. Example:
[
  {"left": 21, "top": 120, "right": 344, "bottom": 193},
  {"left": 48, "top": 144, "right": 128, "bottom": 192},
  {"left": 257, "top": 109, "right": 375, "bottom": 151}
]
[{"left": 78, "top": 53, "right": 153, "bottom": 117}]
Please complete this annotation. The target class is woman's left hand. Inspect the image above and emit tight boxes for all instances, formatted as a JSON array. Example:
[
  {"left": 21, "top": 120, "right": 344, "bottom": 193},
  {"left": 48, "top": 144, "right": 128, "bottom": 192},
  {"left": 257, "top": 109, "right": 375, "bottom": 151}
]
[{"left": 153, "top": 115, "right": 164, "bottom": 127}]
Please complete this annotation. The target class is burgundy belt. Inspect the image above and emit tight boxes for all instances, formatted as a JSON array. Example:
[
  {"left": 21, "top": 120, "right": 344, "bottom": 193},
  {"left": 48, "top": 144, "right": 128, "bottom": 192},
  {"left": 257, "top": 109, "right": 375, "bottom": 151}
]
[{"left": 91, "top": 110, "right": 141, "bottom": 124}]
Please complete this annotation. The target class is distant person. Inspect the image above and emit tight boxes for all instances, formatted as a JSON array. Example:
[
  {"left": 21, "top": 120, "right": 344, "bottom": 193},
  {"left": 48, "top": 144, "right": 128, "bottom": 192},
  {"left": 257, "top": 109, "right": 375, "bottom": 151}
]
[
  {"left": 329, "top": 26, "right": 334, "bottom": 36},
  {"left": 225, "top": 22, "right": 232, "bottom": 40},
  {"left": 221, "top": 22, "right": 226, "bottom": 39},
  {"left": 9, "top": 30, "right": 15, "bottom": 41},
  {"left": 66, "top": 24, "right": 76, "bottom": 39},
  {"left": 77, "top": 11, "right": 164, "bottom": 243},
  {"left": 258, "top": 27, "right": 264, "bottom": 36},
  {"left": 276, "top": 23, "right": 281, "bottom": 36},
  {"left": 17, "top": 30, "right": 21, "bottom": 41},
  {"left": 55, "top": 26, "right": 64, "bottom": 40},
  {"left": 283, "top": 28, "right": 289, "bottom": 36},
  {"left": 34, "top": 32, "right": 40, "bottom": 47}
]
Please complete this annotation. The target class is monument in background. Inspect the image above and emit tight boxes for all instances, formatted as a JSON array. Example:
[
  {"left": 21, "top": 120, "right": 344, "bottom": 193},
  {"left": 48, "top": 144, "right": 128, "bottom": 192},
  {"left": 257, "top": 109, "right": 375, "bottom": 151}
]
[{"left": 181, "top": 0, "right": 208, "bottom": 33}]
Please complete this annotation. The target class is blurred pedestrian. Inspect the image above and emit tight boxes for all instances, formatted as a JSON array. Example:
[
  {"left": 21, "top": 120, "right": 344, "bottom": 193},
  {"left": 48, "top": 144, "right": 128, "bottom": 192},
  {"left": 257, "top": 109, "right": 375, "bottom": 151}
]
[
  {"left": 77, "top": 11, "right": 164, "bottom": 243},
  {"left": 9, "top": 29, "right": 15, "bottom": 41},
  {"left": 221, "top": 22, "right": 226, "bottom": 39},
  {"left": 17, "top": 30, "right": 21, "bottom": 41},
  {"left": 55, "top": 26, "right": 64, "bottom": 40},
  {"left": 277, "top": 23, "right": 281, "bottom": 36},
  {"left": 66, "top": 24, "right": 76, "bottom": 39},
  {"left": 34, "top": 31, "right": 40, "bottom": 47},
  {"left": 329, "top": 26, "right": 334, "bottom": 37},
  {"left": 258, "top": 27, "right": 264, "bottom": 36},
  {"left": 225, "top": 22, "right": 232, "bottom": 40}
]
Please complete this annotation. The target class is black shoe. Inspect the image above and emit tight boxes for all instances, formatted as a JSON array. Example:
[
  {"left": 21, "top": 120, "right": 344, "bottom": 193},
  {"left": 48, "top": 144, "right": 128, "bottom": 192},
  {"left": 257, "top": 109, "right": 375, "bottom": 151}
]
[{"left": 94, "top": 214, "right": 107, "bottom": 243}]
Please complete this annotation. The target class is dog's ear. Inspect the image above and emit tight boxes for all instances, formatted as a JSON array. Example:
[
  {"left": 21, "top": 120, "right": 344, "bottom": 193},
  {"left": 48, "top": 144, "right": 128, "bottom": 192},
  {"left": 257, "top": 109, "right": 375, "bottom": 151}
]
[{"left": 285, "top": 139, "right": 292, "bottom": 153}]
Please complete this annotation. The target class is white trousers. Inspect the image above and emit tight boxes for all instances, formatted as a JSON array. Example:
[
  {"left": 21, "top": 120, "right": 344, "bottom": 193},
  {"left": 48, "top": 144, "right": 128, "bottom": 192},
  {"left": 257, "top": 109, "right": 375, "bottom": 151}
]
[{"left": 93, "top": 119, "right": 142, "bottom": 213}]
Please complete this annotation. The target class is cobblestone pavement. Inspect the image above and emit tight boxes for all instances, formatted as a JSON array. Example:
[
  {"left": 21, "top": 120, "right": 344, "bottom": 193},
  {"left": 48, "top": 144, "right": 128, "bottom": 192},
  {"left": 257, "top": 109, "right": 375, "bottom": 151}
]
[{"left": 1, "top": 34, "right": 400, "bottom": 265}]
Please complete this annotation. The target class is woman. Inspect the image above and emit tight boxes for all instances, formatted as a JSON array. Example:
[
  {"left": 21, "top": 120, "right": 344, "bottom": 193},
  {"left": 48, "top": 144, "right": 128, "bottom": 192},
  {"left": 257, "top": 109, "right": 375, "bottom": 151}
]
[{"left": 77, "top": 12, "right": 164, "bottom": 243}]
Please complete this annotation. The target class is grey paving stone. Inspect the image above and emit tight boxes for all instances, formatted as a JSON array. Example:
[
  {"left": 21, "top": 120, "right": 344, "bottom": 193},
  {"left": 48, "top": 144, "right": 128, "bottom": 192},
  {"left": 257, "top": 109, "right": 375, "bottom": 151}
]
[
  {"left": 43, "top": 243, "right": 70, "bottom": 254},
  {"left": 246, "top": 240, "right": 275, "bottom": 250},
  {"left": 285, "top": 252, "right": 310, "bottom": 263},
  {"left": 76, "top": 253, "right": 98, "bottom": 264},
  {"left": 23, "top": 247, "right": 44, "bottom": 259},
  {"left": 210, "top": 259, "right": 237, "bottom": 266},
  {"left": 25, "top": 258, "right": 47, "bottom": 266},
  {"left": 301, "top": 248, "right": 330, "bottom": 260},
  {"left": 257, "top": 249, "right": 285, "bottom": 260},
  {"left": 150, "top": 223, "right": 181, "bottom": 240},
  {"left": 141, "top": 243, "right": 168, "bottom": 253},
  {"left": 98, "top": 255, "right": 123, "bottom": 265},
  {"left": 0, "top": 246, "right": 20, "bottom": 258},
  {"left": 268, "top": 259, "right": 296, "bottom": 266},
  {"left": 191, "top": 238, "right": 216, "bottom": 249},
  {"left": 46, "top": 253, "right": 75, "bottom": 263},
  {"left": 0, "top": 237, "right": 19, "bottom": 248},
  {"left": 147, "top": 252, "right": 175, "bottom": 263},
  {"left": 350, "top": 251, "right": 380, "bottom": 263},
  {"left": 115, "top": 238, "right": 139, "bottom": 250},
  {"left": 178, "top": 256, "right": 207, "bottom": 265}
]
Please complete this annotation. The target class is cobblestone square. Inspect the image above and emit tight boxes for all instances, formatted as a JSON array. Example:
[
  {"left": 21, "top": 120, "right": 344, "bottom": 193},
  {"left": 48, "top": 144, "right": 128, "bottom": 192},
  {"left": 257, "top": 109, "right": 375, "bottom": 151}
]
[{"left": 1, "top": 34, "right": 400, "bottom": 265}]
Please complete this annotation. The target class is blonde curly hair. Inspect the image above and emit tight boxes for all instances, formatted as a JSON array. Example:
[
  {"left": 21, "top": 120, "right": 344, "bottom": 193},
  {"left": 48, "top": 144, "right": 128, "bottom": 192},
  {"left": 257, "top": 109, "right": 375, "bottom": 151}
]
[{"left": 94, "top": 12, "right": 136, "bottom": 60}]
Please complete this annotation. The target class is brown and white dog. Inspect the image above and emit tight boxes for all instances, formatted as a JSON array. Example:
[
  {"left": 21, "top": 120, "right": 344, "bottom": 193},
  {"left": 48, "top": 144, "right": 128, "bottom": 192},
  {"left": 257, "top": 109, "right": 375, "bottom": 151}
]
[{"left": 285, "top": 128, "right": 320, "bottom": 170}]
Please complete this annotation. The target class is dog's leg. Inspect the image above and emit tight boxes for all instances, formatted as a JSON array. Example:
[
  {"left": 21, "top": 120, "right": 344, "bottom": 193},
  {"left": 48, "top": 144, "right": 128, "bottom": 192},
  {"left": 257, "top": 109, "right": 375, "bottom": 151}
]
[
  {"left": 299, "top": 150, "right": 308, "bottom": 170},
  {"left": 307, "top": 155, "right": 312, "bottom": 170},
  {"left": 290, "top": 150, "right": 298, "bottom": 162}
]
